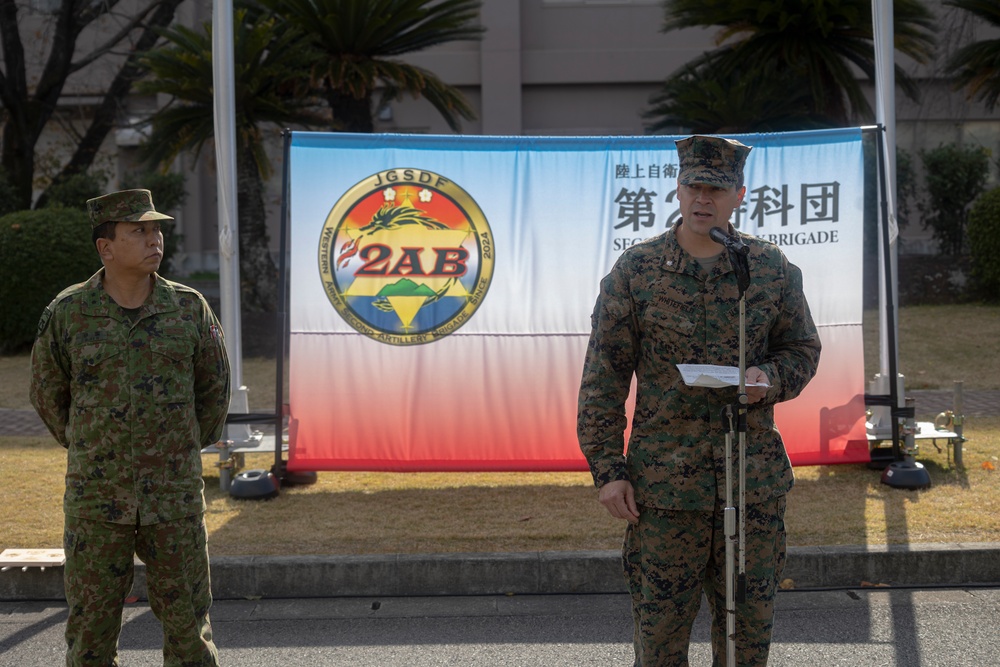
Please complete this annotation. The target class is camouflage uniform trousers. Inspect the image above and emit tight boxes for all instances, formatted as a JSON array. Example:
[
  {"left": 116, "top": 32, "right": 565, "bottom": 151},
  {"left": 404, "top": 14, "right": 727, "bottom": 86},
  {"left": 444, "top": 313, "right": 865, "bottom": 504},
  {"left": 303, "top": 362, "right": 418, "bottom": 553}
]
[
  {"left": 623, "top": 496, "right": 787, "bottom": 667},
  {"left": 63, "top": 512, "right": 219, "bottom": 667}
]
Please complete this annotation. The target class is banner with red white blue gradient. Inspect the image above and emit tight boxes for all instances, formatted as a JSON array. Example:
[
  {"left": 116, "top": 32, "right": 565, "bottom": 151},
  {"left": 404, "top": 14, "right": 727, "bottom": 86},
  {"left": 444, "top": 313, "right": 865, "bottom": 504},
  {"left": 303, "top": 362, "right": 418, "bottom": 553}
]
[{"left": 286, "top": 129, "right": 869, "bottom": 471}]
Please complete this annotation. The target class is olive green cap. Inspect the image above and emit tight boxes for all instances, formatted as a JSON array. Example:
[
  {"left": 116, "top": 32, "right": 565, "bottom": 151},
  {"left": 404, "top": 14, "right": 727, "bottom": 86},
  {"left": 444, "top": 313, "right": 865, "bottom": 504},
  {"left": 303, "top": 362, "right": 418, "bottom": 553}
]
[
  {"left": 675, "top": 135, "right": 752, "bottom": 188},
  {"left": 86, "top": 189, "right": 174, "bottom": 229}
]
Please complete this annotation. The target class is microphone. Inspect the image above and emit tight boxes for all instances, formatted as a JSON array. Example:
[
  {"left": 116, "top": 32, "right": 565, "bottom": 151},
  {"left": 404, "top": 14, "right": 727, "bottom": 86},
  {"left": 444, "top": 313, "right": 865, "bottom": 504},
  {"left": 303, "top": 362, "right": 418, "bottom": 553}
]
[{"left": 710, "top": 227, "right": 749, "bottom": 256}]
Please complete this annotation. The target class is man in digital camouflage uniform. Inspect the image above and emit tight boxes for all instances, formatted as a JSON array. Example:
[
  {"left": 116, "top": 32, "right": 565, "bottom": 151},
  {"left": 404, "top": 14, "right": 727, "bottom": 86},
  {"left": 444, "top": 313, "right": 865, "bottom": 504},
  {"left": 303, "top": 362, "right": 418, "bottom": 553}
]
[
  {"left": 578, "top": 136, "right": 821, "bottom": 666},
  {"left": 30, "top": 189, "right": 230, "bottom": 667}
]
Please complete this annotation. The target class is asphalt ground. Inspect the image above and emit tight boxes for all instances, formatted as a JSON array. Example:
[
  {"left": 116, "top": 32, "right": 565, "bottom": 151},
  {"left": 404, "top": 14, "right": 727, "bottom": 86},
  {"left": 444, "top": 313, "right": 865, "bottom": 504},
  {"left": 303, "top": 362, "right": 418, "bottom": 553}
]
[{"left": 2, "top": 588, "right": 999, "bottom": 666}]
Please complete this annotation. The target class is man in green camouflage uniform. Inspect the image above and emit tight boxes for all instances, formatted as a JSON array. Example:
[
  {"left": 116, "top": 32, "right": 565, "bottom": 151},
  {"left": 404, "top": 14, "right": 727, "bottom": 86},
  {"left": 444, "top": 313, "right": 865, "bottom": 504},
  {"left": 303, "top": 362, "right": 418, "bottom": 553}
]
[
  {"left": 578, "top": 136, "right": 821, "bottom": 666},
  {"left": 30, "top": 189, "right": 230, "bottom": 667}
]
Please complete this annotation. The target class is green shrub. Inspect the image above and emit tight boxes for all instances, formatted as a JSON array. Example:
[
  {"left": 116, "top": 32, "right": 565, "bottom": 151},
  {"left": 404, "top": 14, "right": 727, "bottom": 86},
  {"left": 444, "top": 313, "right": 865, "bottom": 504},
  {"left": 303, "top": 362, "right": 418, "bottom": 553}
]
[
  {"left": 919, "top": 143, "right": 990, "bottom": 255},
  {"left": 0, "top": 208, "right": 101, "bottom": 353},
  {"left": 895, "top": 147, "right": 918, "bottom": 229},
  {"left": 967, "top": 186, "right": 1000, "bottom": 300},
  {"left": 0, "top": 170, "right": 20, "bottom": 217},
  {"left": 40, "top": 171, "right": 108, "bottom": 210}
]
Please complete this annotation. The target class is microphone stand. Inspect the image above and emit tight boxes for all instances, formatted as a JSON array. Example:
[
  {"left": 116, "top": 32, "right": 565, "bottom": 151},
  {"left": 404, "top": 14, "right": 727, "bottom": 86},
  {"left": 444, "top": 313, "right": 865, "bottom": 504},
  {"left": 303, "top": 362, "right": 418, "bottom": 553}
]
[{"left": 720, "top": 234, "right": 750, "bottom": 667}]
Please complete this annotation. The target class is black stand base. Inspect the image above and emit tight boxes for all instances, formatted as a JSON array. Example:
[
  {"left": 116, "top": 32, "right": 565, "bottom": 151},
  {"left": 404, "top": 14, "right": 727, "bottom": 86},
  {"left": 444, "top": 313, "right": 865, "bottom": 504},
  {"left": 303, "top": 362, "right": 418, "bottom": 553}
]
[
  {"left": 229, "top": 469, "right": 280, "bottom": 500},
  {"left": 867, "top": 447, "right": 895, "bottom": 470},
  {"left": 272, "top": 461, "right": 319, "bottom": 487},
  {"left": 880, "top": 459, "right": 932, "bottom": 490}
]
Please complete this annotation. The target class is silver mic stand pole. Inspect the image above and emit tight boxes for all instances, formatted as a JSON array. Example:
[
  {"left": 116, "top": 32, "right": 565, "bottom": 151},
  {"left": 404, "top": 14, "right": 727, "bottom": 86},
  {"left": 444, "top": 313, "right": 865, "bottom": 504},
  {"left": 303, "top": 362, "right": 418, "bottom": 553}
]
[{"left": 721, "top": 238, "right": 750, "bottom": 667}]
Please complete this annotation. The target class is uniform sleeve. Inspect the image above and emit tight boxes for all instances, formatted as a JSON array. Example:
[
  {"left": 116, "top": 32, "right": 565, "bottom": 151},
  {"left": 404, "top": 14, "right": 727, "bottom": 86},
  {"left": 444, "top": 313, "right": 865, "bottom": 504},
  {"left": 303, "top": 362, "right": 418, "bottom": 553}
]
[
  {"left": 756, "top": 258, "right": 822, "bottom": 405},
  {"left": 29, "top": 303, "right": 71, "bottom": 448},
  {"left": 577, "top": 261, "right": 638, "bottom": 488},
  {"left": 193, "top": 299, "right": 231, "bottom": 447}
]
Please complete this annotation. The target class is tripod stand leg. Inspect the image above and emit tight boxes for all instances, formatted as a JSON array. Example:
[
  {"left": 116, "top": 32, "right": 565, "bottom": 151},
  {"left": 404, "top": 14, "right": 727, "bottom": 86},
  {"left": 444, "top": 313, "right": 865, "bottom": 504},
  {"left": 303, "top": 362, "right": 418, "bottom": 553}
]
[{"left": 723, "top": 407, "right": 737, "bottom": 667}]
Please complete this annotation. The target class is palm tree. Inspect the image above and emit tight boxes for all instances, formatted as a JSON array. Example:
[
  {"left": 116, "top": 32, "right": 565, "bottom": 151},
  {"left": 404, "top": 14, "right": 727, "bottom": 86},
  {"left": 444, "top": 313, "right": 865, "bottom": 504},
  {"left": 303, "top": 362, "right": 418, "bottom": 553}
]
[
  {"left": 652, "top": 0, "right": 936, "bottom": 127},
  {"left": 137, "top": 8, "right": 322, "bottom": 312},
  {"left": 257, "top": 0, "right": 483, "bottom": 132},
  {"left": 644, "top": 57, "right": 833, "bottom": 134},
  {"left": 943, "top": 0, "right": 1000, "bottom": 112}
]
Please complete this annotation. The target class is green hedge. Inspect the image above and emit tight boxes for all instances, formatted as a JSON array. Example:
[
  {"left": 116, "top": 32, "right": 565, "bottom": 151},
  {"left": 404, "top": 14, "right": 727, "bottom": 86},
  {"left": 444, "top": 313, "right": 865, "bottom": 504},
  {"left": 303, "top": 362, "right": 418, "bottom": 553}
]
[
  {"left": 0, "top": 208, "right": 101, "bottom": 353},
  {"left": 919, "top": 143, "right": 990, "bottom": 255},
  {"left": 968, "top": 186, "right": 1000, "bottom": 300}
]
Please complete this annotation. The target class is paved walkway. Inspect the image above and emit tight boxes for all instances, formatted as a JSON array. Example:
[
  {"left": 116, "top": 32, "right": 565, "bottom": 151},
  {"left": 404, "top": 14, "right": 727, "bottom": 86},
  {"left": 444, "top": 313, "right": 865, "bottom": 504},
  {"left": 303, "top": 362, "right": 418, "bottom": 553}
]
[{"left": 4, "top": 589, "right": 1000, "bottom": 666}]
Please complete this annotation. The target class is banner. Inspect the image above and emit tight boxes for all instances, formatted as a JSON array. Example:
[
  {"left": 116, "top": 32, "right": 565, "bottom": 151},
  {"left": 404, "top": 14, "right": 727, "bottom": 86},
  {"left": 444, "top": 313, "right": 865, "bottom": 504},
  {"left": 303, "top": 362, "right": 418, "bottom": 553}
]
[{"left": 287, "top": 129, "right": 869, "bottom": 471}]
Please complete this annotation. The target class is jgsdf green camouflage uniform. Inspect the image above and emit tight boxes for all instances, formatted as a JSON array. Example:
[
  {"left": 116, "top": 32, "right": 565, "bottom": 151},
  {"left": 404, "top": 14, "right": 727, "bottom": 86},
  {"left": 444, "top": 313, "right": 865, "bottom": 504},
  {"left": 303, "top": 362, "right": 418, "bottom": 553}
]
[
  {"left": 30, "top": 189, "right": 230, "bottom": 667},
  {"left": 578, "top": 137, "right": 821, "bottom": 666}
]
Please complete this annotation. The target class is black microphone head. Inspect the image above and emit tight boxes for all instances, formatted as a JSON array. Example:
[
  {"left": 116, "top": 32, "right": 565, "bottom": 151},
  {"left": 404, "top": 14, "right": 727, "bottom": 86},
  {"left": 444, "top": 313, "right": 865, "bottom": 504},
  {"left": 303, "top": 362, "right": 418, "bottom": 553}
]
[
  {"left": 710, "top": 226, "right": 750, "bottom": 255},
  {"left": 709, "top": 227, "right": 729, "bottom": 245}
]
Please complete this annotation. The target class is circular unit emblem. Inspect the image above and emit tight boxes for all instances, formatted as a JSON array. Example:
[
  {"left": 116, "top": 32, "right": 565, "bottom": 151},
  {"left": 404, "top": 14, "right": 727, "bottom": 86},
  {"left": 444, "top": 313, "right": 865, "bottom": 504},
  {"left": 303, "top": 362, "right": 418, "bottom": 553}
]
[{"left": 318, "top": 168, "right": 494, "bottom": 345}]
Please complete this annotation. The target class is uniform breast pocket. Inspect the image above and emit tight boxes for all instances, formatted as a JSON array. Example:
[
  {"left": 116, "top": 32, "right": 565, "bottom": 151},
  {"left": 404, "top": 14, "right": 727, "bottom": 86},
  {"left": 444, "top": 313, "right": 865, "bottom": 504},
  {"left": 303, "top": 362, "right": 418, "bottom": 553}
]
[
  {"left": 149, "top": 338, "right": 196, "bottom": 404},
  {"left": 746, "top": 296, "right": 780, "bottom": 334},
  {"left": 643, "top": 305, "right": 697, "bottom": 361},
  {"left": 69, "top": 342, "right": 124, "bottom": 407}
]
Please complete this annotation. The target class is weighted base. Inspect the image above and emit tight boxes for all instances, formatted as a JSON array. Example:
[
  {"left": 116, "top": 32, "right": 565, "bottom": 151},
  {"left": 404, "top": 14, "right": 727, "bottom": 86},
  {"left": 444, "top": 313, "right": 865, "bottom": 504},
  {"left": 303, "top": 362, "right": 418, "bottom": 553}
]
[
  {"left": 282, "top": 470, "right": 318, "bottom": 486},
  {"left": 867, "top": 446, "right": 895, "bottom": 470},
  {"left": 229, "top": 469, "right": 280, "bottom": 500},
  {"left": 271, "top": 461, "right": 319, "bottom": 487},
  {"left": 880, "top": 459, "right": 931, "bottom": 490}
]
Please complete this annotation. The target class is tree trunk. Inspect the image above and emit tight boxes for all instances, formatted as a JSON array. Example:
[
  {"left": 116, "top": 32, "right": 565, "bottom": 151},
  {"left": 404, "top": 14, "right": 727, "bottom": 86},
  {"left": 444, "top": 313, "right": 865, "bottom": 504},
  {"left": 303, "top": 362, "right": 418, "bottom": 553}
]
[
  {"left": 236, "top": 146, "right": 278, "bottom": 314},
  {"left": 327, "top": 88, "right": 374, "bottom": 133},
  {"left": 0, "top": 0, "right": 41, "bottom": 210},
  {"left": 39, "top": 0, "right": 186, "bottom": 206},
  {"left": 1, "top": 119, "right": 34, "bottom": 210}
]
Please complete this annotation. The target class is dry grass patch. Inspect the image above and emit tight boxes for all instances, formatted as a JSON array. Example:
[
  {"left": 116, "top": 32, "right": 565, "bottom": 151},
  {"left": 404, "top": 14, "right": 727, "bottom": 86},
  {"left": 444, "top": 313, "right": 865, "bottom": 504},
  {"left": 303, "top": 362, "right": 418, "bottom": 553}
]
[
  {"left": 788, "top": 416, "right": 1000, "bottom": 545},
  {"left": 203, "top": 469, "right": 621, "bottom": 556},
  {"left": 862, "top": 304, "right": 1000, "bottom": 390},
  {"left": 4, "top": 417, "right": 997, "bottom": 555}
]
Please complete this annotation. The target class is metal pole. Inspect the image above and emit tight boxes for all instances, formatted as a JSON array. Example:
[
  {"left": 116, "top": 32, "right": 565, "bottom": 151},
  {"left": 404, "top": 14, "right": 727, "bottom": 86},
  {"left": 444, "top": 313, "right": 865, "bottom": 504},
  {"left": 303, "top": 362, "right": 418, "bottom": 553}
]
[
  {"left": 872, "top": 0, "right": 900, "bottom": 381},
  {"left": 953, "top": 381, "right": 964, "bottom": 468},
  {"left": 724, "top": 405, "right": 736, "bottom": 667},
  {"left": 212, "top": 0, "right": 241, "bottom": 389},
  {"left": 724, "top": 247, "right": 750, "bottom": 666},
  {"left": 737, "top": 297, "right": 747, "bottom": 606},
  {"left": 212, "top": 0, "right": 246, "bottom": 492},
  {"left": 875, "top": 126, "right": 901, "bottom": 459},
  {"left": 274, "top": 131, "right": 292, "bottom": 475}
]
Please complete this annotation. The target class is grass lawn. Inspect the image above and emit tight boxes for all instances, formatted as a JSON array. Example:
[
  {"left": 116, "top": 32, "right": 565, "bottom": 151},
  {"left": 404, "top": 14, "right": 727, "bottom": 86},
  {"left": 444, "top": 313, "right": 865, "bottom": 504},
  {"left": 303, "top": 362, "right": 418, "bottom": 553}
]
[
  {"left": 1, "top": 303, "right": 998, "bottom": 554},
  {"left": 1, "top": 417, "right": 997, "bottom": 555}
]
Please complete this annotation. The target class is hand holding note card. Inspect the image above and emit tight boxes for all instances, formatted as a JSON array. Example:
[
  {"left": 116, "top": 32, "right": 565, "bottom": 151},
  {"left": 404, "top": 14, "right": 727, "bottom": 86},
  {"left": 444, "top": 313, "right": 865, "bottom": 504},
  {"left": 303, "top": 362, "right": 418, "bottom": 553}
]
[{"left": 677, "top": 364, "right": 771, "bottom": 389}]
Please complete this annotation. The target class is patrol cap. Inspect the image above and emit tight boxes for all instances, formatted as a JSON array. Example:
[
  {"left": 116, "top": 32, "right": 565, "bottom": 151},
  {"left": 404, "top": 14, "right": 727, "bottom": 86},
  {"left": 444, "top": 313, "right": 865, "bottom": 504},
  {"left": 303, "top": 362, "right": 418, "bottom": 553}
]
[
  {"left": 86, "top": 189, "right": 174, "bottom": 229},
  {"left": 675, "top": 135, "right": 752, "bottom": 189}
]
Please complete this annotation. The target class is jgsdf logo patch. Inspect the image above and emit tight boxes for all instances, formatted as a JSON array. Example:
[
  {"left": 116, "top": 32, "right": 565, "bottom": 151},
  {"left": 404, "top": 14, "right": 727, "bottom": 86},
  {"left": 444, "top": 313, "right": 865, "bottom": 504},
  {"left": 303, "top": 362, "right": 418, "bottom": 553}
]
[{"left": 318, "top": 168, "right": 495, "bottom": 345}]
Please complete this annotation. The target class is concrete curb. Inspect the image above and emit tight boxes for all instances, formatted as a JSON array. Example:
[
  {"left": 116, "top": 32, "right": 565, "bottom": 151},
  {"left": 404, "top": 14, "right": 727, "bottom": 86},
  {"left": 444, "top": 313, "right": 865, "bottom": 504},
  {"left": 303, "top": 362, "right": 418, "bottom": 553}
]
[{"left": 2, "top": 543, "right": 998, "bottom": 601}]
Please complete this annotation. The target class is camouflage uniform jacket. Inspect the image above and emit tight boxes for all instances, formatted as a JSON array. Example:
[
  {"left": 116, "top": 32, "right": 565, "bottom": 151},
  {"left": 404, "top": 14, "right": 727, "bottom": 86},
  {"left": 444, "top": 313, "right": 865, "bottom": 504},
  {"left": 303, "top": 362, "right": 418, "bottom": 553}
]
[
  {"left": 30, "top": 269, "right": 231, "bottom": 525},
  {"left": 578, "top": 223, "right": 821, "bottom": 511}
]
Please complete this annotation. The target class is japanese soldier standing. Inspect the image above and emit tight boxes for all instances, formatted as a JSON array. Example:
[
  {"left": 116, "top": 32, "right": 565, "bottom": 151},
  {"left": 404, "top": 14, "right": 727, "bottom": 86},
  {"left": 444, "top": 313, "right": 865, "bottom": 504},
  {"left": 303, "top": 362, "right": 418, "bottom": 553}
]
[{"left": 30, "top": 189, "right": 230, "bottom": 666}]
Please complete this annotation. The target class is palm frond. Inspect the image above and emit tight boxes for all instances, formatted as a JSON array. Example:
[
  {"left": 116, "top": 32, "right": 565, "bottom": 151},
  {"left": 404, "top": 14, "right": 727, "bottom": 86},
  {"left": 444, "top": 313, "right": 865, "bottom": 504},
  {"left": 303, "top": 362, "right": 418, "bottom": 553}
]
[
  {"left": 257, "top": 0, "right": 482, "bottom": 130},
  {"left": 136, "top": 7, "right": 321, "bottom": 170},
  {"left": 943, "top": 0, "right": 1000, "bottom": 111},
  {"left": 658, "top": 0, "right": 935, "bottom": 125}
]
